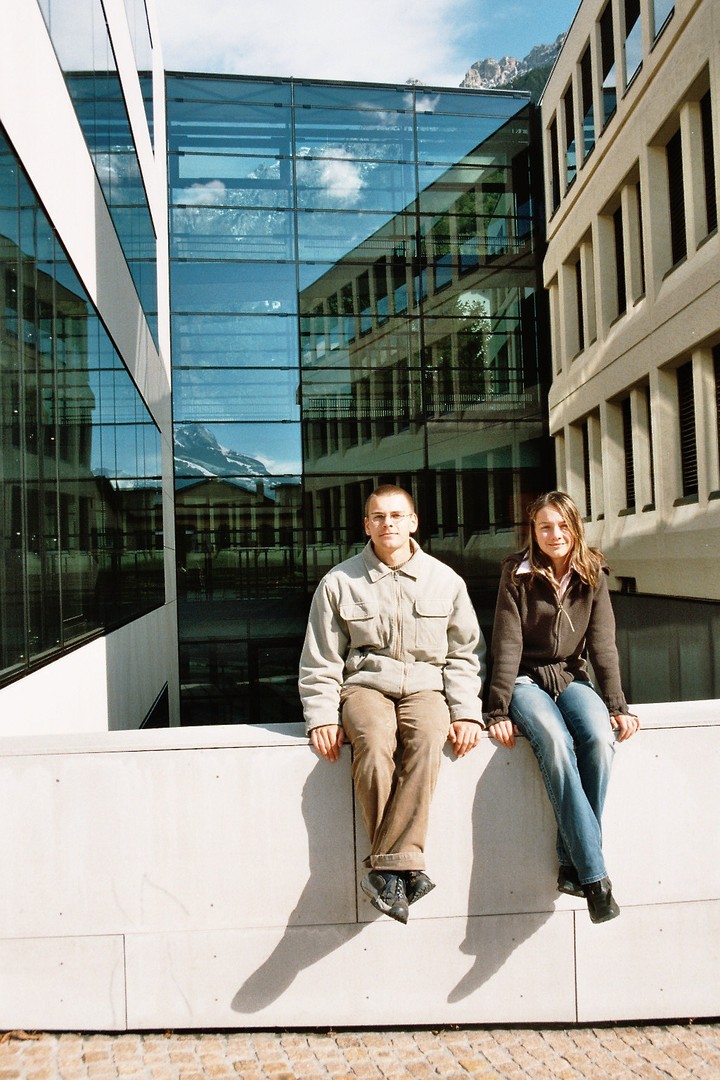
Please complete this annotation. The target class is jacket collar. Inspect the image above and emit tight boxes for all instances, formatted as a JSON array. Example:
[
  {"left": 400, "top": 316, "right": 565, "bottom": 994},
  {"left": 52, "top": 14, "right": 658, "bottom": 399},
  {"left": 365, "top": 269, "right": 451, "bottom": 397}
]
[{"left": 363, "top": 537, "right": 421, "bottom": 581}]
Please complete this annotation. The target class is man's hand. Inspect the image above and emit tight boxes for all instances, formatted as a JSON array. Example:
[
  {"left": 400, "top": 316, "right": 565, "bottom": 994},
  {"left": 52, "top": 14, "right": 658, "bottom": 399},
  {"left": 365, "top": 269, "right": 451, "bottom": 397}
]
[
  {"left": 612, "top": 713, "right": 641, "bottom": 741},
  {"left": 487, "top": 719, "right": 520, "bottom": 748},
  {"left": 309, "top": 724, "right": 345, "bottom": 762},
  {"left": 448, "top": 720, "right": 482, "bottom": 757}
]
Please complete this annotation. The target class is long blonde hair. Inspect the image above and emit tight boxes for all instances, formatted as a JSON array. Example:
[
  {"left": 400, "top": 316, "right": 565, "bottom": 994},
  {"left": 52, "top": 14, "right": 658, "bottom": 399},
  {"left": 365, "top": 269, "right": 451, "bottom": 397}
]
[{"left": 523, "top": 491, "right": 604, "bottom": 588}]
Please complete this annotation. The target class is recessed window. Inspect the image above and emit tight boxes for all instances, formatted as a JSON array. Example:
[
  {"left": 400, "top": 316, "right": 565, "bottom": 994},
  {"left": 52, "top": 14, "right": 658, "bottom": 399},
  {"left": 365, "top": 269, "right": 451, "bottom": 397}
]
[
  {"left": 624, "top": 0, "right": 643, "bottom": 87},
  {"left": 676, "top": 361, "right": 698, "bottom": 498},
  {"left": 580, "top": 47, "right": 595, "bottom": 159},
  {"left": 666, "top": 129, "right": 687, "bottom": 267},
  {"left": 700, "top": 90, "right": 718, "bottom": 236},
  {"left": 600, "top": 2, "right": 617, "bottom": 126}
]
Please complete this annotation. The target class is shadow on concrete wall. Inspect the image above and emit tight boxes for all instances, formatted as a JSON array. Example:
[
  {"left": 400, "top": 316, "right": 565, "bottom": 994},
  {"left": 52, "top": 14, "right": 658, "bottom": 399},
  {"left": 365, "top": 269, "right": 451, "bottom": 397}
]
[
  {"left": 449, "top": 749, "right": 555, "bottom": 1002},
  {"left": 231, "top": 758, "right": 364, "bottom": 1013}
]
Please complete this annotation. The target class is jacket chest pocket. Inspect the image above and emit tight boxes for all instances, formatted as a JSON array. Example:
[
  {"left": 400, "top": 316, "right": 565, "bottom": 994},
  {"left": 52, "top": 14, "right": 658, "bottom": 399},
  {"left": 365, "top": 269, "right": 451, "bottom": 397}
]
[
  {"left": 340, "top": 601, "right": 382, "bottom": 649},
  {"left": 414, "top": 598, "right": 452, "bottom": 651}
]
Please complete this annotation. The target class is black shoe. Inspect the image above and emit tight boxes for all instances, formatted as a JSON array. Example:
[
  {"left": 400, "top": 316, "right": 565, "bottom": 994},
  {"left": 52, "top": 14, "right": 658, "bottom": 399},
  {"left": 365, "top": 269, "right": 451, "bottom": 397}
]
[
  {"left": 557, "top": 865, "right": 585, "bottom": 898},
  {"left": 404, "top": 870, "right": 436, "bottom": 906},
  {"left": 584, "top": 877, "right": 620, "bottom": 924},
  {"left": 360, "top": 871, "right": 409, "bottom": 924}
]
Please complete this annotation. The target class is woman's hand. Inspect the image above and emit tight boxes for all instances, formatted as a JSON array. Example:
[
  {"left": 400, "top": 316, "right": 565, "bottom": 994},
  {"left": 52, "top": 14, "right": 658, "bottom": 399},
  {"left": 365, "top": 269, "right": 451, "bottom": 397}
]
[
  {"left": 487, "top": 719, "right": 520, "bottom": 748},
  {"left": 309, "top": 724, "right": 345, "bottom": 761},
  {"left": 612, "top": 713, "right": 641, "bottom": 741}
]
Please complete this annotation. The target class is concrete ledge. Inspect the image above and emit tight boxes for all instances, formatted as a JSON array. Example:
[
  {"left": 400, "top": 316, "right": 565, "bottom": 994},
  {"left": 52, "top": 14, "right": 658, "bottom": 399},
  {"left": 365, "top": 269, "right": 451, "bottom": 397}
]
[{"left": 0, "top": 700, "right": 718, "bottom": 1030}]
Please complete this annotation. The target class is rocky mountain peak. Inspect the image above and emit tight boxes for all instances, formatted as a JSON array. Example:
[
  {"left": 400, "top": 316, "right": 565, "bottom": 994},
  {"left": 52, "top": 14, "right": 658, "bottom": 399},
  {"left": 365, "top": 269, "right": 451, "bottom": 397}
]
[{"left": 460, "top": 33, "right": 565, "bottom": 92}]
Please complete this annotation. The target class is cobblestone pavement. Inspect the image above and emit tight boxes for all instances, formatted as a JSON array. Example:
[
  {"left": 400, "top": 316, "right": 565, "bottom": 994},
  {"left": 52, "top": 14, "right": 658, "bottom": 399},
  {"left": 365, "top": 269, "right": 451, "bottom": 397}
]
[{"left": 1, "top": 1023, "right": 719, "bottom": 1079}]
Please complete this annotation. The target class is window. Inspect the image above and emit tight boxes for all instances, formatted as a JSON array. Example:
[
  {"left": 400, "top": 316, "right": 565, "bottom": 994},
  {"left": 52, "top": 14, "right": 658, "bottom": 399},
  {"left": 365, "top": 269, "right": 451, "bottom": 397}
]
[
  {"left": 652, "top": 0, "right": 674, "bottom": 39},
  {"left": 623, "top": 0, "right": 643, "bottom": 87},
  {"left": 575, "top": 257, "right": 585, "bottom": 352},
  {"left": 563, "top": 86, "right": 576, "bottom": 187},
  {"left": 549, "top": 117, "right": 561, "bottom": 211},
  {"left": 646, "top": 384, "right": 656, "bottom": 508},
  {"left": 582, "top": 420, "right": 592, "bottom": 518},
  {"left": 714, "top": 347, "right": 720, "bottom": 480},
  {"left": 600, "top": 2, "right": 617, "bottom": 126},
  {"left": 636, "top": 182, "right": 646, "bottom": 297},
  {"left": 666, "top": 129, "right": 687, "bottom": 266},
  {"left": 621, "top": 396, "right": 635, "bottom": 509},
  {"left": 580, "top": 46, "right": 595, "bottom": 160},
  {"left": 613, "top": 205, "right": 627, "bottom": 317},
  {"left": 676, "top": 362, "right": 698, "bottom": 498},
  {"left": 700, "top": 91, "right": 718, "bottom": 236}
]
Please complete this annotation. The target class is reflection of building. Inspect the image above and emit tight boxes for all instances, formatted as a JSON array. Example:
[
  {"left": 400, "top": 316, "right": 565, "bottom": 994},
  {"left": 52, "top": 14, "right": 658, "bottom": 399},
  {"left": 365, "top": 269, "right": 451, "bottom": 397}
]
[
  {"left": 0, "top": 0, "right": 176, "bottom": 735},
  {"left": 541, "top": 0, "right": 720, "bottom": 701},
  {"left": 167, "top": 76, "right": 552, "bottom": 725}
]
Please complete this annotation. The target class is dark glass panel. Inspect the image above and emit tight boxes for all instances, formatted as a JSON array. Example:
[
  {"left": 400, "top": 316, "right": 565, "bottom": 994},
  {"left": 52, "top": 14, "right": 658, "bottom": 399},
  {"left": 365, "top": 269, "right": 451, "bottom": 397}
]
[
  {"left": 174, "top": 367, "right": 301, "bottom": 422},
  {"left": 172, "top": 314, "right": 298, "bottom": 367},
  {"left": 170, "top": 207, "right": 295, "bottom": 261},
  {"left": 293, "top": 107, "right": 415, "bottom": 162},
  {"left": 297, "top": 262, "right": 421, "bottom": 315},
  {"left": 169, "top": 153, "right": 294, "bottom": 209},
  {"left": 416, "top": 112, "right": 527, "bottom": 165},
  {"left": 167, "top": 100, "right": 292, "bottom": 157},
  {"left": 296, "top": 158, "right": 416, "bottom": 213},
  {"left": 174, "top": 422, "right": 302, "bottom": 477},
  {"left": 166, "top": 76, "right": 292, "bottom": 106},
  {"left": 171, "top": 261, "right": 297, "bottom": 314},
  {"left": 300, "top": 321, "right": 418, "bottom": 368}
]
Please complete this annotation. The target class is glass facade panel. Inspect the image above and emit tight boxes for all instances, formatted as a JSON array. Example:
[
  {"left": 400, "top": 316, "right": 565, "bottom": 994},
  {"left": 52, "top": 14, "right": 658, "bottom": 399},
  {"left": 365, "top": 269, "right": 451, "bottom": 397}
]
[
  {"left": 296, "top": 159, "right": 417, "bottom": 213},
  {"left": 171, "top": 262, "right": 297, "bottom": 313},
  {"left": 0, "top": 128, "right": 164, "bottom": 687},
  {"left": 38, "top": 0, "right": 158, "bottom": 345},
  {"left": 167, "top": 100, "right": 292, "bottom": 157},
  {"left": 166, "top": 76, "right": 292, "bottom": 105},
  {"left": 293, "top": 107, "right": 414, "bottom": 161},
  {"left": 170, "top": 206, "right": 296, "bottom": 260},
  {"left": 172, "top": 314, "right": 298, "bottom": 366},
  {"left": 174, "top": 368, "right": 301, "bottom": 422},
  {"left": 169, "top": 153, "right": 294, "bottom": 208},
  {"left": 167, "top": 75, "right": 552, "bottom": 726}
]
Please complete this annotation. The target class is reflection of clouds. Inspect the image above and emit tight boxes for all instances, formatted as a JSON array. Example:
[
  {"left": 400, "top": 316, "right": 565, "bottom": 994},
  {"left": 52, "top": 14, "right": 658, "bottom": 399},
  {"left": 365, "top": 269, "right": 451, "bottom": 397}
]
[
  {"left": 296, "top": 150, "right": 365, "bottom": 206},
  {"left": 181, "top": 179, "right": 228, "bottom": 205},
  {"left": 404, "top": 91, "right": 441, "bottom": 113}
]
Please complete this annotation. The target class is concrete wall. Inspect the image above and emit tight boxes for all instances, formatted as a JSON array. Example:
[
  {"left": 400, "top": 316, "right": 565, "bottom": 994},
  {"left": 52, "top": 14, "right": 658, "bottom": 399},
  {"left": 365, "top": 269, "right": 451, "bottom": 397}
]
[
  {"left": 0, "top": 607, "right": 178, "bottom": 738},
  {"left": 1, "top": 700, "right": 718, "bottom": 1031}
]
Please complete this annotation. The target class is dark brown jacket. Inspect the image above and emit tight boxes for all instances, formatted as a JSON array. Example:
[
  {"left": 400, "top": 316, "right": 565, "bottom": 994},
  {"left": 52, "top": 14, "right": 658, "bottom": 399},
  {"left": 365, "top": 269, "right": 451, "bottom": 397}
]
[{"left": 487, "top": 552, "right": 629, "bottom": 724}]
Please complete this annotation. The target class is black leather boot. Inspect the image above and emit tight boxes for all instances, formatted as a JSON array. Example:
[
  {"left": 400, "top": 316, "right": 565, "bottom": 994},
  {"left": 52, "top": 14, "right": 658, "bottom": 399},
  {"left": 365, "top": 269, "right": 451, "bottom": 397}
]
[{"left": 584, "top": 876, "right": 620, "bottom": 923}]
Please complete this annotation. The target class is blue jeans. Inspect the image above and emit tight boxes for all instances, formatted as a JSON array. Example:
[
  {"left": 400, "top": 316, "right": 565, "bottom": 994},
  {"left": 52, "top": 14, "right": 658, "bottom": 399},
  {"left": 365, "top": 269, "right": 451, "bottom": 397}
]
[{"left": 509, "top": 677, "right": 617, "bottom": 885}]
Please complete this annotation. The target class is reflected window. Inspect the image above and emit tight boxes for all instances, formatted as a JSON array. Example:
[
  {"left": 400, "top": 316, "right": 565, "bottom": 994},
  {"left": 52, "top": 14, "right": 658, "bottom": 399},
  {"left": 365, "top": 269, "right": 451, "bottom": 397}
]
[{"left": 0, "top": 129, "right": 164, "bottom": 687}]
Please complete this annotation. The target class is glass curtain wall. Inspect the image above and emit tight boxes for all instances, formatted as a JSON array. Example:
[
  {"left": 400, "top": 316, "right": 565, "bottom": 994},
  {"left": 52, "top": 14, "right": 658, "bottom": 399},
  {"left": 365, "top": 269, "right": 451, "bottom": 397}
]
[
  {"left": 0, "top": 129, "right": 164, "bottom": 687},
  {"left": 166, "top": 75, "right": 552, "bottom": 726},
  {"left": 37, "top": 0, "right": 158, "bottom": 343}
]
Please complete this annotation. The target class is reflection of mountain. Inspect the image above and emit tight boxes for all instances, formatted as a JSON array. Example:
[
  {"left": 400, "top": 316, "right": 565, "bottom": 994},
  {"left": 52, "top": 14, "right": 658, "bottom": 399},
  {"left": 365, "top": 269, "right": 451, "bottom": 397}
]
[{"left": 175, "top": 424, "right": 272, "bottom": 483}]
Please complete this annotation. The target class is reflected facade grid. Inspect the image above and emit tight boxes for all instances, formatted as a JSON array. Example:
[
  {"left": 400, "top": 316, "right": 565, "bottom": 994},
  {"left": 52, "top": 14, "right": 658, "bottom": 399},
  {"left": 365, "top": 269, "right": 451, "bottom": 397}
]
[{"left": 167, "top": 75, "right": 553, "bottom": 726}]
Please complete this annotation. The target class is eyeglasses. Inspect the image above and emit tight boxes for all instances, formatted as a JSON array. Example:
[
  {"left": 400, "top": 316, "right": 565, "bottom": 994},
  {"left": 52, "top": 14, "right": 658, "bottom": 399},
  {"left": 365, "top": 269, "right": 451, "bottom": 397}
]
[{"left": 367, "top": 512, "right": 414, "bottom": 526}]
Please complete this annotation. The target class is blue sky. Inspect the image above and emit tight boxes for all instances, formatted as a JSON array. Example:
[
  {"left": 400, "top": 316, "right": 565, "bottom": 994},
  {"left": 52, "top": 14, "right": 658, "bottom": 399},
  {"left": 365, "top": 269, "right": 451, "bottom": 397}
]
[{"left": 155, "top": 0, "right": 580, "bottom": 88}]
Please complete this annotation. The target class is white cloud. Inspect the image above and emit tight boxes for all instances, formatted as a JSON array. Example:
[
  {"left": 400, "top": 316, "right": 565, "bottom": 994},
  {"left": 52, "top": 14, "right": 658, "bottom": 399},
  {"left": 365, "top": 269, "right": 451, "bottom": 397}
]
[
  {"left": 296, "top": 151, "right": 365, "bottom": 206},
  {"left": 154, "top": 0, "right": 484, "bottom": 87}
]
